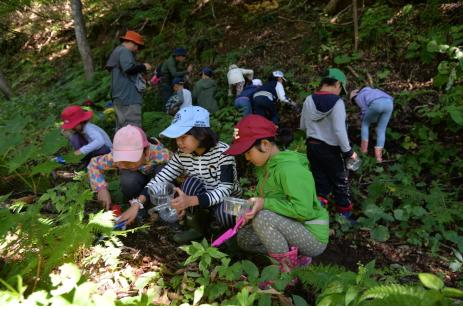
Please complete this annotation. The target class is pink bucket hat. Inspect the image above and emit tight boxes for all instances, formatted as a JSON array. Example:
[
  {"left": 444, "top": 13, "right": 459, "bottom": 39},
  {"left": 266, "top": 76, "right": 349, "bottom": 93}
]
[{"left": 112, "top": 125, "right": 149, "bottom": 162}]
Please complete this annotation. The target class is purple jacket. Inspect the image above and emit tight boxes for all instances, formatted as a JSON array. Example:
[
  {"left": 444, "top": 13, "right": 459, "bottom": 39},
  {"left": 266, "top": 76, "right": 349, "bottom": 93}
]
[{"left": 354, "top": 87, "right": 393, "bottom": 119}]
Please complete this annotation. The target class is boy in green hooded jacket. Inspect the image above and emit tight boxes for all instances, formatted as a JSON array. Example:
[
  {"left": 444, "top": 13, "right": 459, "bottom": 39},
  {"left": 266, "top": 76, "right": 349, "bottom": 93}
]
[
  {"left": 225, "top": 115, "right": 329, "bottom": 272},
  {"left": 192, "top": 67, "right": 218, "bottom": 113}
]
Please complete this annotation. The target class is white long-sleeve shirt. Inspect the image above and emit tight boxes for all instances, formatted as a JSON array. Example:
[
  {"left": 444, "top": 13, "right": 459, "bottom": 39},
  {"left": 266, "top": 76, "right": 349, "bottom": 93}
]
[
  {"left": 227, "top": 68, "right": 254, "bottom": 85},
  {"left": 275, "top": 81, "right": 289, "bottom": 103},
  {"left": 79, "top": 123, "right": 112, "bottom": 155}
]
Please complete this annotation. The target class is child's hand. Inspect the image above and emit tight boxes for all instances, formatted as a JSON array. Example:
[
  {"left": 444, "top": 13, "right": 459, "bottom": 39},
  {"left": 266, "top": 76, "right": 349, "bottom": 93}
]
[
  {"left": 171, "top": 187, "right": 192, "bottom": 212},
  {"left": 118, "top": 203, "right": 140, "bottom": 225},
  {"left": 97, "top": 188, "right": 112, "bottom": 210},
  {"left": 74, "top": 150, "right": 82, "bottom": 156},
  {"left": 243, "top": 197, "right": 264, "bottom": 224}
]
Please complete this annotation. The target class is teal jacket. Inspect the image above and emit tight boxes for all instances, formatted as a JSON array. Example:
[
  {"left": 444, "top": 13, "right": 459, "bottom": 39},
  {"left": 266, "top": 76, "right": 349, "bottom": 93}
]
[
  {"left": 192, "top": 78, "right": 218, "bottom": 113},
  {"left": 256, "top": 150, "right": 329, "bottom": 244}
]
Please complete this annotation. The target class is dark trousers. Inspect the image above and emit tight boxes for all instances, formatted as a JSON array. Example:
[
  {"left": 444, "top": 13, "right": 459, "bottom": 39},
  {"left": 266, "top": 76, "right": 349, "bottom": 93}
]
[
  {"left": 70, "top": 133, "right": 111, "bottom": 166},
  {"left": 252, "top": 96, "right": 278, "bottom": 124},
  {"left": 119, "top": 169, "right": 151, "bottom": 202},
  {"left": 306, "top": 138, "right": 351, "bottom": 209},
  {"left": 181, "top": 177, "right": 235, "bottom": 228},
  {"left": 160, "top": 82, "right": 173, "bottom": 105}
]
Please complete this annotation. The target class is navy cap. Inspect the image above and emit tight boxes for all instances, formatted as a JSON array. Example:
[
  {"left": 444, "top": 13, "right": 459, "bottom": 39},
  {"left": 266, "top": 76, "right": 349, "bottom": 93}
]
[
  {"left": 173, "top": 47, "right": 187, "bottom": 56},
  {"left": 202, "top": 67, "right": 213, "bottom": 77},
  {"left": 172, "top": 77, "right": 185, "bottom": 86}
]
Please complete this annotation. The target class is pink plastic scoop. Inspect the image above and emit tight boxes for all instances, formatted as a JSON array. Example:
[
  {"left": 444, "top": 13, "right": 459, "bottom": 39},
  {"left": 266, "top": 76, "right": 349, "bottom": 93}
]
[{"left": 212, "top": 216, "right": 245, "bottom": 247}]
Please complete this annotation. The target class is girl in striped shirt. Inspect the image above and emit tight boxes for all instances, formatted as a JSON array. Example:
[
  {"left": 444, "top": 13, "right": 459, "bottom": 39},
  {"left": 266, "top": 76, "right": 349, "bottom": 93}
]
[{"left": 119, "top": 106, "right": 242, "bottom": 242}]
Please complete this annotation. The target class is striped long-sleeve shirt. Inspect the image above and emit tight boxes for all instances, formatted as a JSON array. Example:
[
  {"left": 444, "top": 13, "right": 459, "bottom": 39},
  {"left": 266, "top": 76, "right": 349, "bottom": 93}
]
[{"left": 144, "top": 141, "right": 242, "bottom": 208}]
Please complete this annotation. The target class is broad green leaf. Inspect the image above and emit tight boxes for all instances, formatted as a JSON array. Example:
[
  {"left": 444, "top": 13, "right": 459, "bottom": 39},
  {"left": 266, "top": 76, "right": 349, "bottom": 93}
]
[
  {"left": 206, "top": 282, "right": 228, "bottom": 301},
  {"left": 193, "top": 285, "right": 205, "bottom": 305},
  {"left": 61, "top": 152, "right": 83, "bottom": 164},
  {"left": 393, "top": 209, "right": 407, "bottom": 221},
  {"left": 449, "top": 261, "right": 462, "bottom": 272},
  {"left": 259, "top": 265, "right": 280, "bottom": 283},
  {"left": 31, "top": 161, "right": 61, "bottom": 175},
  {"left": 41, "top": 129, "right": 67, "bottom": 155},
  {"left": 241, "top": 260, "right": 259, "bottom": 282},
  {"left": 334, "top": 55, "right": 352, "bottom": 64},
  {"left": 427, "top": 40, "right": 449, "bottom": 53},
  {"left": 292, "top": 294, "right": 308, "bottom": 306},
  {"left": 345, "top": 286, "right": 359, "bottom": 305},
  {"left": 446, "top": 105, "right": 463, "bottom": 126},
  {"left": 418, "top": 273, "right": 444, "bottom": 290},
  {"left": 7, "top": 145, "right": 38, "bottom": 172},
  {"left": 442, "top": 287, "right": 463, "bottom": 298},
  {"left": 207, "top": 247, "right": 227, "bottom": 259},
  {"left": 236, "top": 287, "right": 256, "bottom": 306},
  {"left": 257, "top": 293, "right": 272, "bottom": 306},
  {"left": 134, "top": 272, "right": 159, "bottom": 290},
  {"left": 371, "top": 225, "right": 390, "bottom": 242}
]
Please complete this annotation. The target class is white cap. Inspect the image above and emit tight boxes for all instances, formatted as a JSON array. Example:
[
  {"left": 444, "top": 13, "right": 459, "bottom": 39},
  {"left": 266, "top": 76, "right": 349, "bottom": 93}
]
[
  {"left": 252, "top": 79, "right": 263, "bottom": 86},
  {"left": 272, "top": 70, "right": 286, "bottom": 81},
  {"left": 160, "top": 106, "right": 210, "bottom": 138}
]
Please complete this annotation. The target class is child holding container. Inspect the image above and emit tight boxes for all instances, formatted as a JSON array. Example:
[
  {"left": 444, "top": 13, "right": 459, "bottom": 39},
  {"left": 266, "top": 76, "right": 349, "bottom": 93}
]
[
  {"left": 224, "top": 114, "right": 329, "bottom": 272},
  {"left": 118, "top": 106, "right": 242, "bottom": 243}
]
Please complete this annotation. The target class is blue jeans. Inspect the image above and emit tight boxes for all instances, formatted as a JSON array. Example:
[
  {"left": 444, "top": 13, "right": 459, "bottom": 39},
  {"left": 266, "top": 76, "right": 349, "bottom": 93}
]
[
  {"left": 234, "top": 97, "right": 252, "bottom": 116},
  {"left": 361, "top": 98, "right": 393, "bottom": 148}
]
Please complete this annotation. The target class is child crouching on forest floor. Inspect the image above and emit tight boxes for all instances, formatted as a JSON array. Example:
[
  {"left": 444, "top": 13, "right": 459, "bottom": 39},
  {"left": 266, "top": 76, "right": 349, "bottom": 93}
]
[
  {"left": 225, "top": 115, "right": 329, "bottom": 273},
  {"left": 88, "top": 125, "right": 171, "bottom": 210},
  {"left": 118, "top": 106, "right": 242, "bottom": 244},
  {"left": 61, "top": 105, "right": 112, "bottom": 165}
]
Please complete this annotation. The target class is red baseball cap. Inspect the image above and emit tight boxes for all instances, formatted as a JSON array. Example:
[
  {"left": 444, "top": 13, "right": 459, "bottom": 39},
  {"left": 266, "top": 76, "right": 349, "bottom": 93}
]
[{"left": 225, "top": 115, "right": 277, "bottom": 155}]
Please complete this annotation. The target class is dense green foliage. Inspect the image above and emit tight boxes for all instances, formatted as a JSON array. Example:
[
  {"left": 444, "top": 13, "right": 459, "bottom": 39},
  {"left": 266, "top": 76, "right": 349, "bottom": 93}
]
[{"left": 0, "top": 0, "right": 462, "bottom": 305}]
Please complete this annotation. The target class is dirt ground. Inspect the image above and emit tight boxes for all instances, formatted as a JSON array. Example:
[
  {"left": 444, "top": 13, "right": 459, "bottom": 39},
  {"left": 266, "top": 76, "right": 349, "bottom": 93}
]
[{"left": 120, "top": 218, "right": 459, "bottom": 289}]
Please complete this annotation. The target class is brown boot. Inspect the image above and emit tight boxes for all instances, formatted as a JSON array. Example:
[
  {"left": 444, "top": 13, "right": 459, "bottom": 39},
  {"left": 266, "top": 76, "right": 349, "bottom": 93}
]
[
  {"left": 374, "top": 147, "right": 383, "bottom": 163},
  {"left": 360, "top": 140, "right": 368, "bottom": 154}
]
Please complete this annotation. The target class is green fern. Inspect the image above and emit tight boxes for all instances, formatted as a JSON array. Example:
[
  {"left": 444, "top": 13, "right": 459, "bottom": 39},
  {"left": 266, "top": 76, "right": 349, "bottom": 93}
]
[{"left": 0, "top": 182, "right": 115, "bottom": 290}]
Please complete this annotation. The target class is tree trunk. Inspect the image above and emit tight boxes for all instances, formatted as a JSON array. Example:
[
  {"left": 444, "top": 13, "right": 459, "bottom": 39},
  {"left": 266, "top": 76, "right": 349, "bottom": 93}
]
[
  {"left": 0, "top": 72, "right": 13, "bottom": 100},
  {"left": 353, "top": 0, "right": 359, "bottom": 51},
  {"left": 70, "top": 0, "right": 94, "bottom": 80}
]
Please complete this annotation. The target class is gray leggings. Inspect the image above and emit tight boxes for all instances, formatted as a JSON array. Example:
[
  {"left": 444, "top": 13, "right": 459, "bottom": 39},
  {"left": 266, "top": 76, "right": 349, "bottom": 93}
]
[{"left": 237, "top": 210, "right": 327, "bottom": 256}]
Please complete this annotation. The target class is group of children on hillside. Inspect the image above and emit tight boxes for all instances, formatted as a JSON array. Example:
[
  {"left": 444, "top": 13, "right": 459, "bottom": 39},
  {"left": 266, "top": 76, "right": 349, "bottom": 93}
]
[{"left": 60, "top": 64, "right": 393, "bottom": 275}]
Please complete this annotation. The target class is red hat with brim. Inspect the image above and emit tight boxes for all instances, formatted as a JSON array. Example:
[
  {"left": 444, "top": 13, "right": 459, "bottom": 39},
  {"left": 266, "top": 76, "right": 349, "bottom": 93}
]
[
  {"left": 61, "top": 105, "right": 93, "bottom": 130},
  {"left": 225, "top": 115, "right": 277, "bottom": 156},
  {"left": 120, "top": 30, "right": 144, "bottom": 46}
]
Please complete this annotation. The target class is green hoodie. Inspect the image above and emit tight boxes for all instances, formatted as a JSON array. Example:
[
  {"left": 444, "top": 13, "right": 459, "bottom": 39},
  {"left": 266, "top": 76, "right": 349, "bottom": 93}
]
[
  {"left": 192, "top": 78, "right": 218, "bottom": 113},
  {"left": 256, "top": 150, "right": 329, "bottom": 244}
]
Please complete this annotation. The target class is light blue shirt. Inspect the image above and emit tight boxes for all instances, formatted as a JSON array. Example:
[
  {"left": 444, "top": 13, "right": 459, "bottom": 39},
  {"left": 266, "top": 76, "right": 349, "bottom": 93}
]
[{"left": 79, "top": 123, "right": 112, "bottom": 155}]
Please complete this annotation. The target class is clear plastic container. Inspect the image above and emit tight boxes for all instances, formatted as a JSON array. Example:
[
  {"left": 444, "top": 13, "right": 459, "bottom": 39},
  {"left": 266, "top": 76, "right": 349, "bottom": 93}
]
[
  {"left": 223, "top": 197, "right": 251, "bottom": 216},
  {"left": 346, "top": 157, "right": 362, "bottom": 171},
  {"left": 148, "top": 182, "right": 178, "bottom": 223}
]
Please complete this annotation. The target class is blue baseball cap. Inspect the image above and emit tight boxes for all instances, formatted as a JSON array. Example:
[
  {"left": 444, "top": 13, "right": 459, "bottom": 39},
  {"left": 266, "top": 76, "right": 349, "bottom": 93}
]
[
  {"left": 202, "top": 67, "right": 213, "bottom": 77},
  {"left": 173, "top": 47, "right": 187, "bottom": 56},
  {"left": 172, "top": 77, "right": 185, "bottom": 86}
]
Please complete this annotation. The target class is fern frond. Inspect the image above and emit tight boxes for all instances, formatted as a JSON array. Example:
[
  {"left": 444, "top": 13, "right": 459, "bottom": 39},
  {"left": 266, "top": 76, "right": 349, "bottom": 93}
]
[{"left": 360, "top": 284, "right": 427, "bottom": 303}]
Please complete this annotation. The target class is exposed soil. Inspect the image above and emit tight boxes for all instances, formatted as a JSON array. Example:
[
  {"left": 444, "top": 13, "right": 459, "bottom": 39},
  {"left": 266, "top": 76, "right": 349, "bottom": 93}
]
[{"left": 115, "top": 218, "right": 460, "bottom": 290}]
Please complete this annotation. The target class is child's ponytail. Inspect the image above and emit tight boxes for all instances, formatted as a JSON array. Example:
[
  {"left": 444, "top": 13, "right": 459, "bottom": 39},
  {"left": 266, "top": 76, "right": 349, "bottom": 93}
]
[{"left": 275, "top": 127, "right": 293, "bottom": 150}]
